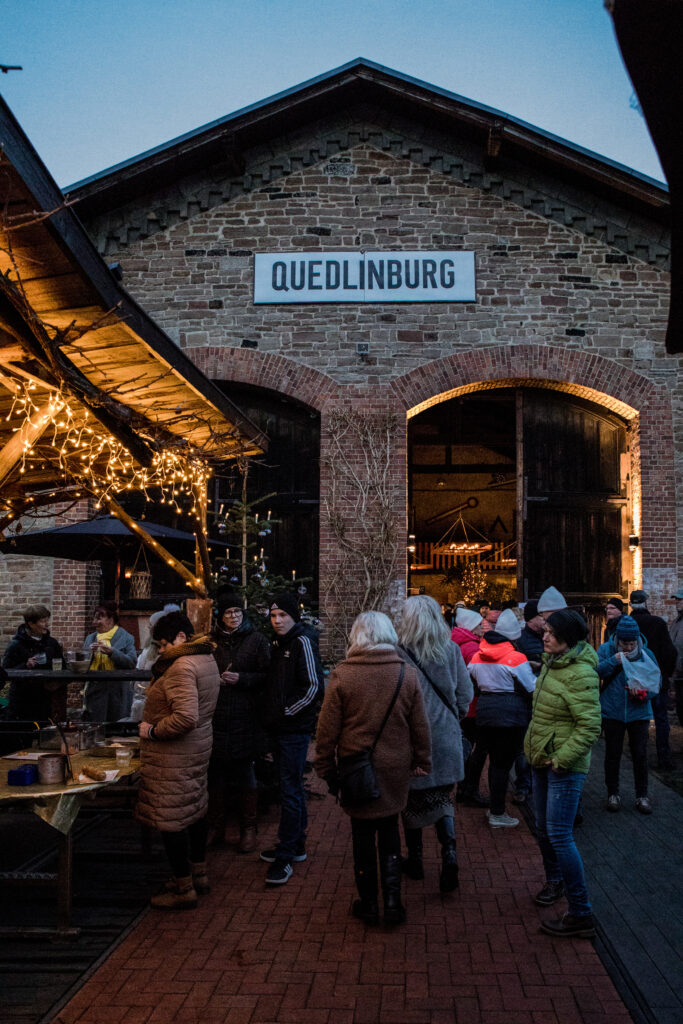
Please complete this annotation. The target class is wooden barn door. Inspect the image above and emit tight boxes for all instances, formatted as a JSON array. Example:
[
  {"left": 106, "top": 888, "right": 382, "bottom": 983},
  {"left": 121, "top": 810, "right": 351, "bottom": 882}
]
[{"left": 519, "top": 390, "right": 627, "bottom": 602}]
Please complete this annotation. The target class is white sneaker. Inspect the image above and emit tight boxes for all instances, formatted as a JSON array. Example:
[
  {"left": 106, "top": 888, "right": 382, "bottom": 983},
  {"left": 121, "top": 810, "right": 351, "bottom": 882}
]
[
  {"left": 606, "top": 794, "right": 621, "bottom": 812},
  {"left": 487, "top": 811, "right": 519, "bottom": 828}
]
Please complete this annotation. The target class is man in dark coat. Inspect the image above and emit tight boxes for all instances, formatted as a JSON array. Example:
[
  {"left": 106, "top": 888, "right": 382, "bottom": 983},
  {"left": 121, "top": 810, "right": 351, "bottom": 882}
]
[
  {"left": 517, "top": 599, "right": 545, "bottom": 674},
  {"left": 670, "top": 587, "right": 683, "bottom": 727},
  {"left": 260, "top": 593, "right": 323, "bottom": 886},
  {"left": 629, "top": 590, "right": 678, "bottom": 770},
  {"left": 2, "top": 605, "right": 63, "bottom": 720},
  {"left": 209, "top": 592, "right": 270, "bottom": 851}
]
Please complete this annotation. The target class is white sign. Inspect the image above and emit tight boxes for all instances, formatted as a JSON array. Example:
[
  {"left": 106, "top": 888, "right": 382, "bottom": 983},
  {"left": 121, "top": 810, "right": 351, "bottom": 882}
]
[{"left": 253, "top": 251, "right": 475, "bottom": 303}]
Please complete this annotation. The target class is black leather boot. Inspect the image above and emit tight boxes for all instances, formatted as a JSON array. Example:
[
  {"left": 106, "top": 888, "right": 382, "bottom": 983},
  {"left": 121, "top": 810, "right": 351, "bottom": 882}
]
[
  {"left": 435, "top": 816, "right": 459, "bottom": 893},
  {"left": 402, "top": 827, "right": 424, "bottom": 880},
  {"left": 353, "top": 850, "right": 379, "bottom": 925},
  {"left": 381, "top": 853, "right": 406, "bottom": 925}
]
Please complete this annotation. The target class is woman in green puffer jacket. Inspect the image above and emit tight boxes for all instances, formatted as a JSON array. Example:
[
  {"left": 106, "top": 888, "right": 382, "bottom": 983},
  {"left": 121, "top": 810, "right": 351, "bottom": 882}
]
[{"left": 524, "top": 609, "right": 601, "bottom": 939}]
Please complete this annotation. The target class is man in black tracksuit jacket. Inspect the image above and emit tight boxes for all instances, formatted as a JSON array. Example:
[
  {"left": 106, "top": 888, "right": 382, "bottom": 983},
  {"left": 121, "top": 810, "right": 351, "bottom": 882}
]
[{"left": 260, "top": 593, "right": 323, "bottom": 885}]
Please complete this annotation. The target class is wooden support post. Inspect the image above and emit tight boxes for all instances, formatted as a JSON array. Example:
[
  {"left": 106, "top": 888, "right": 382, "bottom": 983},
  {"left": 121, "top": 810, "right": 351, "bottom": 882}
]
[
  {"left": 0, "top": 402, "right": 54, "bottom": 490},
  {"left": 193, "top": 480, "right": 212, "bottom": 591},
  {"left": 104, "top": 495, "right": 207, "bottom": 598}
]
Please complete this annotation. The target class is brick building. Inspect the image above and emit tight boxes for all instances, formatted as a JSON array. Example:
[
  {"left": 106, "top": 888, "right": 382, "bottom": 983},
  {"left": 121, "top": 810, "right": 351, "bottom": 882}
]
[{"left": 4, "top": 59, "right": 679, "bottom": 658}]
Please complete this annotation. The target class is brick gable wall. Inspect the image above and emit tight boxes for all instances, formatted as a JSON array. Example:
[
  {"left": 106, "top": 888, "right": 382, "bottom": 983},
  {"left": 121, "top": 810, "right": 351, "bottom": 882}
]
[{"left": 33, "top": 140, "right": 681, "bottom": 656}]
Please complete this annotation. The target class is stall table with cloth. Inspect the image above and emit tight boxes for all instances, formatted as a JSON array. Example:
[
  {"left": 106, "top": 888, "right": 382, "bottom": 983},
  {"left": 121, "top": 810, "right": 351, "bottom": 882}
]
[{"left": 0, "top": 750, "right": 140, "bottom": 938}]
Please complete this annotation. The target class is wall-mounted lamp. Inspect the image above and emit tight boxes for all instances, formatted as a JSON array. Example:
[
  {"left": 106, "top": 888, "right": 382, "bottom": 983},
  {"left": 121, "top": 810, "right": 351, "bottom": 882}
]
[
  {"left": 407, "top": 533, "right": 416, "bottom": 554},
  {"left": 628, "top": 534, "right": 639, "bottom": 552}
]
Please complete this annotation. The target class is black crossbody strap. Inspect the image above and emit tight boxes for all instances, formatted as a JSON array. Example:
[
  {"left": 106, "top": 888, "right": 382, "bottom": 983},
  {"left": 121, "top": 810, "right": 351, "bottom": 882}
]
[
  {"left": 419, "top": 666, "right": 461, "bottom": 721},
  {"left": 370, "top": 663, "right": 405, "bottom": 753},
  {"left": 399, "top": 646, "right": 460, "bottom": 721}
]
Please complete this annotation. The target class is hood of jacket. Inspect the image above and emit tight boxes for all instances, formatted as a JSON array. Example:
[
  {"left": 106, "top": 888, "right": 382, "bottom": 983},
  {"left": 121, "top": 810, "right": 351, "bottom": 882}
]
[
  {"left": 451, "top": 626, "right": 479, "bottom": 646},
  {"left": 542, "top": 640, "right": 598, "bottom": 672},
  {"left": 473, "top": 636, "right": 525, "bottom": 666},
  {"left": 342, "top": 646, "right": 404, "bottom": 667},
  {"left": 11, "top": 623, "right": 51, "bottom": 646},
  {"left": 151, "top": 635, "right": 216, "bottom": 678}
]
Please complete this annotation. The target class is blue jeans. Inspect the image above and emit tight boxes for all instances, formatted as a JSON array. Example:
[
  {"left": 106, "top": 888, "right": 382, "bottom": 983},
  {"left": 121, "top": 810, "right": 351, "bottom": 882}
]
[
  {"left": 273, "top": 732, "right": 309, "bottom": 861},
  {"left": 531, "top": 767, "right": 592, "bottom": 917}
]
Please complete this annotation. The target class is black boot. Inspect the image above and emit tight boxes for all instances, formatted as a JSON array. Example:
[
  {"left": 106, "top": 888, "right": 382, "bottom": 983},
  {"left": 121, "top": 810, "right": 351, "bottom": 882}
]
[
  {"left": 381, "top": 853, "right": 406, "bottom": 925},
  {"left": 353, "top": 850, "right": 379, "bottom": 925},
  {"left": 435, "top": 816, "right": 459, "bottom": 893},
  {"left": 402, "top": 827, "right": 424, "bottom": 880}
]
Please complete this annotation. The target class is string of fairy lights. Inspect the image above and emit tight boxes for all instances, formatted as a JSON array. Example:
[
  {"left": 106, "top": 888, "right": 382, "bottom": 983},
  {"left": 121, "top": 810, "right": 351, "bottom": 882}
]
[{"left": 1, "top": 379, "right": 213, "bottom": 523}]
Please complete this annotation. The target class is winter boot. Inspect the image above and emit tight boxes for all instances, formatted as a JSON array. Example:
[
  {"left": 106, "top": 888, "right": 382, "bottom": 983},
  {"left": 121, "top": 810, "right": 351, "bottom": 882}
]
[
  {"left": 381, "top": 853, "right": 406, "bottom": 925},
  {"left": 402, "top": 827, "right": 424, "bottom": 880},
  {"left": 190, "top": 861, "right": 210, "bottom": 895},
  {"left": 353, "top": 849, "right": 380, "bottom": 925},
  {"left": 435, "top": 816, "right": 459, "bottom": 893},
  {"left": 151, "top": 876, "right": 197, "bottom": 910},
  {"left": 238, "top": 788, "right": 259, "bottom": 853}
]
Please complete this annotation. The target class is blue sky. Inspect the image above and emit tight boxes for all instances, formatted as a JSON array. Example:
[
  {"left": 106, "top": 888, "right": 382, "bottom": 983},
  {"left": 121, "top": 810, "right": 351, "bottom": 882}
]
[{"left": 2, "top": 0, "right": 663, "bottom": 189}]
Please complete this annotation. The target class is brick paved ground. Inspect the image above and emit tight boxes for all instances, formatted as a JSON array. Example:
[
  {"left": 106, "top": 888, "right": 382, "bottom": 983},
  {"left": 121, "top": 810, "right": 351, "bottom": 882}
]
[{"left": 53, "top": 773, "right": 633, "bottom": 1024}]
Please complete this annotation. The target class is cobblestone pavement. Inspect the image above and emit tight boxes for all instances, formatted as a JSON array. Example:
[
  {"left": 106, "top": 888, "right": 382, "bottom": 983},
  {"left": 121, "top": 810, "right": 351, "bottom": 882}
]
[{"left": 52, "top": 769, "right": 633, "bottom": 1024}]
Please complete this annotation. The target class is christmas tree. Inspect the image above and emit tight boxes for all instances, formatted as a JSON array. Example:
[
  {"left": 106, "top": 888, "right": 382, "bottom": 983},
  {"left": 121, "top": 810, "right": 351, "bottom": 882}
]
[{"left": 213, "top": 460, "right": 317, "bottom": 629}]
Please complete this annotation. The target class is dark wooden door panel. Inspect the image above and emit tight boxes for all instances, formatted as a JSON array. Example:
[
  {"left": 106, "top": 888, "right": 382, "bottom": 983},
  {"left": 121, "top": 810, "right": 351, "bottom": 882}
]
[{"left": 526, "top": 505, "right": 622, "bottom": 596}]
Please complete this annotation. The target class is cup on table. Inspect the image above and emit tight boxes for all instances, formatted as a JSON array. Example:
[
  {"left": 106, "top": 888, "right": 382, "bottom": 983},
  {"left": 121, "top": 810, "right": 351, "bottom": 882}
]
[
  {"left": 115, "top": 747, "right": 133, "bottom": 769},
  {"left": 52, "top": 658, "right": 63, "bottom": 671}
]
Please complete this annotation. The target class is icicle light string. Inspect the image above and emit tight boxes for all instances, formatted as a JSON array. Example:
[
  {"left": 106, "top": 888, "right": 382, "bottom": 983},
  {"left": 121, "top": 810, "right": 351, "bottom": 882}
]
[{"left": 4, "top": 381, "right": 212, "bottom": 511}]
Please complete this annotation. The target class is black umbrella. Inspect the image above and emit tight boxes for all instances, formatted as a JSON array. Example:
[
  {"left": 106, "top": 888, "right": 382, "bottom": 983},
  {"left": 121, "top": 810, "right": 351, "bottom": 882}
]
[{"left": 0, "top": 515, "right": 223, "bottom": 562}]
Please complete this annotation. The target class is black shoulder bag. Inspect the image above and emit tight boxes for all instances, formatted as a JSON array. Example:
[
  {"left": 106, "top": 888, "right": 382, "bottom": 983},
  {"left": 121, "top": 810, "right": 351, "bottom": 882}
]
[{"left": 337, "top": 664, "right": 405, "bottom": 807}]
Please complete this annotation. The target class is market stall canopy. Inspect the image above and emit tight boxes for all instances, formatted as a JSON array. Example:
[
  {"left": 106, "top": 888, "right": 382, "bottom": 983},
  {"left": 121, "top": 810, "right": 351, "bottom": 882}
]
[
  {"left": 608, "top": 0, "right": 682, "bottom": 353},
  {"left": 0, "top": 95, "right": 267, "bottom": 510},
  {"left": 0, "top": 514, "right": 227, "bottom": 562}
]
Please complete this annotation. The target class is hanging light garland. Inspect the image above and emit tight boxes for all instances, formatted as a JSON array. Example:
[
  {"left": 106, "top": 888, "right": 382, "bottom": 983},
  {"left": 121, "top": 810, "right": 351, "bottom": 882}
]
[{"left": 1, "top": 379, "right": 213, "bottom": 517}]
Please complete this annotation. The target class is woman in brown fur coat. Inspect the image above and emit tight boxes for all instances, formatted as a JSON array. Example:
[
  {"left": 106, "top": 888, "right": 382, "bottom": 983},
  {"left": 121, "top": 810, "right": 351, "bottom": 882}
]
[
  {"left": 137, "top": 611, "right": 220, "bottom": 910},
  {"left": 315, "top": 611, "right": 431, "bottom": 925}
]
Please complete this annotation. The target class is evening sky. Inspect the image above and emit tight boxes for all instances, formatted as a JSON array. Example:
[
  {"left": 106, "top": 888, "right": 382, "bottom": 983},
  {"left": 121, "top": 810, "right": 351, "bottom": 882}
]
[{"left": 1, "top": 0, "right": 664, "bottom": 189}]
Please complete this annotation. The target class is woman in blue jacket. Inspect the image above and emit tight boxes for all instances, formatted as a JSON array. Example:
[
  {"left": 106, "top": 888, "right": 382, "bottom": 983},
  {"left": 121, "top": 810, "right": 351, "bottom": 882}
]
[{"left": 597, "top": 615, "right": 660, "bottom": 815}]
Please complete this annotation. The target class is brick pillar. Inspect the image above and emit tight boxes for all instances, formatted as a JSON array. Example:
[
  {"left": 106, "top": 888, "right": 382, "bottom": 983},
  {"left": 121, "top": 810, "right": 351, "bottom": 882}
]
[{"left": 319, "top": 393, "right": 407, "bottom": 660}]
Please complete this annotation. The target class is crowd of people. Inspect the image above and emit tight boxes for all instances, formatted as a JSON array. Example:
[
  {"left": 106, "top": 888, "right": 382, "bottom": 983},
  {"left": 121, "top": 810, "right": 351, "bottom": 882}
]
[{"left": 1, "top": 582, "right": 682, "bottom": 938}]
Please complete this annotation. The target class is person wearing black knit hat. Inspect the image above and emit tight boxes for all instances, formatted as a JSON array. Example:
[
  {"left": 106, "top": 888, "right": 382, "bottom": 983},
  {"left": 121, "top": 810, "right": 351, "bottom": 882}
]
[
  {"left": 524, "top": 608, "right": 601, "bottom": 939},
  {"left": 603, "top": 597, "right": 624, "bottom": 643},
  {"left": 260, "top": 593, "right": 323, "bottom": 885},
  {"left": 597, "top": 615, "right": 661, "bottom": 815},
  {"left": 208, "top": 593, "right": 270, "bottom": 851}
]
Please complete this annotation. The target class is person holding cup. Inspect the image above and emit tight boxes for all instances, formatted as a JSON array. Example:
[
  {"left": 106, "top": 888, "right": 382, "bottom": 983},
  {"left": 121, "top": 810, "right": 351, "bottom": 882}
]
[
  {"left": 2, "top": 604, "right": 64, "bottom": 720},
  {"left": 83, "top": 601, "right": 137, "bottom": 722}
]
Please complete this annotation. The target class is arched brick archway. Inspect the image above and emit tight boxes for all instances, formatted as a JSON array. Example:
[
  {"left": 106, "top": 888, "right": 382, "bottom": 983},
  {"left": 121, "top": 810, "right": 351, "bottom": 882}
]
[
  {"left": 188, "top": 346, "right": 338, "bottom": 412},
  {"left": 391, "top": 344, "right": 678, "bottom": 604}
]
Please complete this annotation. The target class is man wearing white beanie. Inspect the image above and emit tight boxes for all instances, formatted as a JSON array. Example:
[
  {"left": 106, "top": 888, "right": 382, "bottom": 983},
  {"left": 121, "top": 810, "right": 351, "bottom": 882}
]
[{"left": 537, "top": 587, "right": 568, "bottom": 620}]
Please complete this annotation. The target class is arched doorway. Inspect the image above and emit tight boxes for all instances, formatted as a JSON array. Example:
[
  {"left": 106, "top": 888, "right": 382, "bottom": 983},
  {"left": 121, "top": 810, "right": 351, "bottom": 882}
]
[
  {"left": 213, "top": 382, "right": 320, "bottom": 600},
  {"left": 408, "top": 387, "right": 630, "bottom": 605}
]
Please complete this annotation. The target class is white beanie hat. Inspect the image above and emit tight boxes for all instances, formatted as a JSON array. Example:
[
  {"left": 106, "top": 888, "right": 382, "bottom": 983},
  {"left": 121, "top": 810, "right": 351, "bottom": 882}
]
[
  {"left": 455, "top": 607, "right": 482, "bottom": 632},
  {"left": 495, "top": 608, "right": 522, "bottom": 640},
  {"left": 537, "top": 586, "right": 567, "bottom": 613}
]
